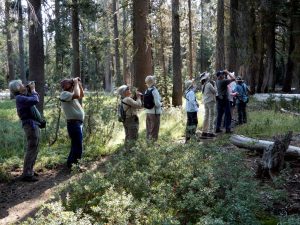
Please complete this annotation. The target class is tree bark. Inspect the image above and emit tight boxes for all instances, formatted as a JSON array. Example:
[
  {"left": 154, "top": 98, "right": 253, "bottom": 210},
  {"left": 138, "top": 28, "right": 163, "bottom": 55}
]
[
  {"left": 5, "top": 0, "right": 15, "bottom": 85},
  {"left": 71, "top": 0, "right": 80, "bottom": 78},
  {"left": 18, "top": 0, "right": 26, "bottom": 83},
  {"left": 215, "top": 0, "right": 225, "bottom": 71},
  {"left": 122, "top": 0, "right": 128, "bottom": 84},
  {"left": 132, "top": 0, "right": 153, "bottom": 92},
  {"left": 113, "top": 0, "right": 122, "bottom": 86},
  {"left": 172, "top": 0, "right": 182, "bottom": 106},
  {"left": 28, "top": 0, "right": 45, "bottom": 112},
  {"left": 228, "top": 0, "right": 238, "bottom": 72},
  {"left": 261, "top": 2, "right": 276, "bottom": 92},
  {"left": 230, "top": 134, "right": 300, "bottom": 157},
  {"left": 282, "top": 0, "right": 300, "bottom": 93},
  {"left": 188, "top": 0, "right": 193, "bottom": 79}
]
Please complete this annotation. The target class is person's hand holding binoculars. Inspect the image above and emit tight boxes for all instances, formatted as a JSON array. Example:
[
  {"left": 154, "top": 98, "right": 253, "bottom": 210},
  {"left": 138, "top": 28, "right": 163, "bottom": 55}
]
[{"left": 26, "top": 81, "right": 36, "bottom": 93}]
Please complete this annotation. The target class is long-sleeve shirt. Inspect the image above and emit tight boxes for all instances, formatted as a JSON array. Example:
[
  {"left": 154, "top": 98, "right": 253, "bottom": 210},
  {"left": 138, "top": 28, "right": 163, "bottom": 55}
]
[
  {"left": 233, "top": 82, "right": 248, "bottom": 103},
  {"left": 144, "top": 87, "right": 162, "bottom": 114},
  {"left": 15, "top": 92, "right": 39, "bottom": 127},
  {"left": 185, "top": 89, "right": 198, "bottom": 112},
  {"left": 122, "top": 97, "right": 142, "bottom": 118},
  {"left": 202, "top": 81, "right": 217, "bottom": 104}
]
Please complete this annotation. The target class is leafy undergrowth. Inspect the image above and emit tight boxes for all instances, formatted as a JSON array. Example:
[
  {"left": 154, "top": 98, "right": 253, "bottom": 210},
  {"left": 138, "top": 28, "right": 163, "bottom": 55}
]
[{"left": 2, "top": 95, "right": 300, "bottom": 224}]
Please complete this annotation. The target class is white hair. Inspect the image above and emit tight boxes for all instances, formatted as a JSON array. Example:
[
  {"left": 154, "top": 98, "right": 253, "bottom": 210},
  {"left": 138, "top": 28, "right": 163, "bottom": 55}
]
[
  {"left": 117, "top": 85, "right": 129, "bottom": 97},
  {"left": 145, "top": 75, "right": 156, "bottom": 87},
  {"left": 8, "top": 80, "right": 22, "bottom": 96}
]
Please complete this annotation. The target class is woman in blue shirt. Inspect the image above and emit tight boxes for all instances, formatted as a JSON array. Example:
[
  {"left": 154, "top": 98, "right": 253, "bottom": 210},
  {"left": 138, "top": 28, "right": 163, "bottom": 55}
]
[{"left": 184, "top": 79, "right": 199, "bottom": 142}]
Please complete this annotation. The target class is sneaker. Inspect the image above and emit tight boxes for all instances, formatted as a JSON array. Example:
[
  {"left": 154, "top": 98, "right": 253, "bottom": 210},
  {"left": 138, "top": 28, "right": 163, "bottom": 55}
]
[
  {"left": 225, "top": 130, "right": 233, "bottom": 134},
  {"left": 21, "top": 176, "right": 39, "bottom": 182},
  {"left": 215, "top": 129, "right": 222, "bottom": 133},
  {"left": 207, "top": 133, "right": 216, "bottom": 138}
]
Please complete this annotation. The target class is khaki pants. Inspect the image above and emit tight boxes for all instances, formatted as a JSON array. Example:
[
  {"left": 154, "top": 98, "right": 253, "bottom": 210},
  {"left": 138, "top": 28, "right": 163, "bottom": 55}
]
[
  {"left": 123, "top": 116, "right": 139, "bottom": 149},
  {"left": 203, "top": 101, "right": 216, "bottom": 134},
  {"left": 23, "top": 123, "right": 40, "bottom": 176},
  {"left": 146, "top": 114, "right": 160, "bottom": 141}
]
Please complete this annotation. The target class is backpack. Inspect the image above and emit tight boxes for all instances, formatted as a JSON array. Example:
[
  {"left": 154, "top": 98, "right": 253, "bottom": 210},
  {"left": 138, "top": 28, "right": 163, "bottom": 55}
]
[
  {"left": 143, "top": 88, "right": 155, "bottom": 109},
  {"left": 117, "top": 100, "right": 130, "bottom": 122}
]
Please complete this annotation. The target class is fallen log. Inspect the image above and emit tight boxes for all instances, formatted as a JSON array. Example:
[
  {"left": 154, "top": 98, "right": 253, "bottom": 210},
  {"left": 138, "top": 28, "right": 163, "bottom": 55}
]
[
  {"left": 280, "top": 108, "right": 300, "bottom": 116},
  {"left": 230, "top": 134, "right": 300, "bottom": 157}
]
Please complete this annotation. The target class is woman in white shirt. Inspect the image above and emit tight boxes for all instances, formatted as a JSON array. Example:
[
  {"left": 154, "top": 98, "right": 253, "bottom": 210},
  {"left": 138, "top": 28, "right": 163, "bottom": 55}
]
[
  {"left": 144, "top": 75, "right": 162, "bottom": 141},
  {"left": 184, "top": 79, "right": 199, "bottom": 142}
]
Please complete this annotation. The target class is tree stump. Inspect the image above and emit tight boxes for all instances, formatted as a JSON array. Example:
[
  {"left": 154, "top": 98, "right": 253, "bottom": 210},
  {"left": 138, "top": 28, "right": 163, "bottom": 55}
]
[{"left": 256, "top": 131, "right": 293, "bottom": 179}]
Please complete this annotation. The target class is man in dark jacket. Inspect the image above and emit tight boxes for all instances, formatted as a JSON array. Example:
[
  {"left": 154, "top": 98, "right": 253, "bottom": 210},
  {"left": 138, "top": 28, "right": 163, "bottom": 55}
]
[
  {"left": 9, "top": 80, "right": 40, "bottom": 182},
  {"left": 215, "top": 70, "right": 235, "bottom": 133}
]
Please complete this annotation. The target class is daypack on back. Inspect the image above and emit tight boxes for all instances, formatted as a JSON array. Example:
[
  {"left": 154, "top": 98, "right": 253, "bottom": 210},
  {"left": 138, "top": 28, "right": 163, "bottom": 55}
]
[
  {"left": 117, "top": 101, "right": 129, "bottom": 122},
  {"left": 143, "top": 88, "right": 155, "bottom": 109}
]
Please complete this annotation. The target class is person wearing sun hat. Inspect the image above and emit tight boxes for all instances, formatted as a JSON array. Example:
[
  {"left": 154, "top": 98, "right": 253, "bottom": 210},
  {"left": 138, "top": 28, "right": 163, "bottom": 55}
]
[
  {"left": 184, "top": 78, "right": 199, "bottom": 142},
  {"left": 200, "top": 72, "right": 217, "bottom": 137},
  {"left": 117, "top": 85, "right": 143, "bottom": 149},
  {"left": 233, "top": 76, "right": 249, "bottom": 124}
]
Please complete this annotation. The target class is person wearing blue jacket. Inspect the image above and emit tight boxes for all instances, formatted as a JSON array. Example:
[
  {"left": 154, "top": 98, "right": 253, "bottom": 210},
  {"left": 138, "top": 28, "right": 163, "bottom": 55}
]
[
  {"left": 9, "top": 80, "right": 40, "bottom": 182},
  {"left": 184, "top": 79, "right": 199, "bottom": 142},
  {"left": 233, "top": 76, "right": 249, "bottom": 124}
]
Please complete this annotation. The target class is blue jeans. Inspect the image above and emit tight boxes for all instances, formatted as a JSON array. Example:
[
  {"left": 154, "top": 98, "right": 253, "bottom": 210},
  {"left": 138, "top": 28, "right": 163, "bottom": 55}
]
[
  {"left": 216, "top": 98, "right": 231, "bottom": 131},
  {"left": 67, "top": 120, "right": 83, "bottom": 167}
]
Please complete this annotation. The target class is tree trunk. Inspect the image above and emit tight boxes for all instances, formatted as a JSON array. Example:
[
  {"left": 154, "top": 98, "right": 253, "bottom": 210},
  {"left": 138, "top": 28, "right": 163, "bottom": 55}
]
[
  {"left": 248, "top": 2, "right": 258, "bottom": 94},
  {"left": 172, "top": 0, "right": 182, "bottom": 106},
  {"left": 54, "top": 0, "right": 63, "bottom": 78},
  {"left": 122, "top": 0, "right": 128, "bottom": 84},
  {"left": 215, "top": 0, "right": 225, "bottom": 71},
  {"left": 227, "top": 0, "right": 238, "bottom": 72},
  {"left": 256, "top": 8, "right": 265, "bottom": 93},
  {"left": 132, "top": 0, "right": 153, "bottom": 92},
  {"left": 200, "top": 0, "right": 204, "bottom": 72},
  {"left": 282, "top": 0, "right": 300, "bottom": 93},
  {"left": 18, "top": 0, "right": 26, "bottom": 83},
  {"left": 104, "top": 16, "right": 112, "bottom": 92},
  {"left": 28, "top": 0, "right": 45, "bottom": 112},
  {"left": 113, "top": 0, "right": 122, "bottom": 86},
  {"left": 188, "top": 0, "right": 193, "bottom": 79},
  {"left": 5, "top": 0, "right": 15, "bottom": 85},
  {"left": 71, "top": 0, "right": 80, "bottom": 78},
  {"left": 261, "top": 2, "right": 276, "bottom": 92},
  {"left": 256, "top": 132, "right": 293, "bottom": 179}
]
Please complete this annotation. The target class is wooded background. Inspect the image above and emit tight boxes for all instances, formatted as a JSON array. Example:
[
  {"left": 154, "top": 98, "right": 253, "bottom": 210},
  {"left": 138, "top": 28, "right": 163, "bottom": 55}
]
[{"left": 0, "top": 0, "right": 300, "bottom": 111}]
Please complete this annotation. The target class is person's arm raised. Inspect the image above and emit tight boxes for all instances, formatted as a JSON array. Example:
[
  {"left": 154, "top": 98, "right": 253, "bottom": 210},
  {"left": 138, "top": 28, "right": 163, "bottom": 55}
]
[{"left": 72, "top": 78, "right": 81, "bottom": 99}]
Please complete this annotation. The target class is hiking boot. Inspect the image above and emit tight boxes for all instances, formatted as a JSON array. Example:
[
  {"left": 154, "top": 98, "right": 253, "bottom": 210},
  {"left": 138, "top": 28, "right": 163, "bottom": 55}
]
[
  {"left": 201, "top": 132, "right": 208, "bottom": 137},
  {"left": 225, "top": 130, "right": 233, "bottom": 134},
  {"left": 215, "top": 129, "right": 223, "bottom": 133},
  {"left": 21, "top": 176, "right": 39, "bottom": 182},
  {"left": 207, "top": 133, "right": 216, "bottom": 138}
]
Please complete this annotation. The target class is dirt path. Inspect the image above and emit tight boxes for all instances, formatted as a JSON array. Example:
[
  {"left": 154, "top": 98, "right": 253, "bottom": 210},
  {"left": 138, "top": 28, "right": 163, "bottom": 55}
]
[{"left": 0, "top": 157, "right": 109, "bottom": 225}]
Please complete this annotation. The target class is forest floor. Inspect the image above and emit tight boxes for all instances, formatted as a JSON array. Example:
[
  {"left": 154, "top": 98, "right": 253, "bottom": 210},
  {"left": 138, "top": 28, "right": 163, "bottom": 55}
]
[
  {"left": 0, "top": 134, "right": 299, "bottom": 224},
  {"left": 0, "top": 157, "right": 109, "bottom": 225}
]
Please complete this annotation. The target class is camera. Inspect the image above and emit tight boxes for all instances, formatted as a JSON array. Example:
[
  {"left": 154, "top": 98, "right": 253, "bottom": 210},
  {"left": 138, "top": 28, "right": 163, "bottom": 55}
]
[{"left": 26, "top": 81, "right": 35, "bottom": 93}]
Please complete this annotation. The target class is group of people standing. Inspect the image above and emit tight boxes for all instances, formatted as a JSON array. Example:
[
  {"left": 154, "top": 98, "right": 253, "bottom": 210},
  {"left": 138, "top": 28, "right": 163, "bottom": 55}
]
[
  {"left": 117, "top": 75, "right": 162, "bottom": 149},
  {"left": 185, "top": 69, "right": 249, "bottom": 142},
  {"left": 8, "top": 70, "right": 248, "bottom": 182}
]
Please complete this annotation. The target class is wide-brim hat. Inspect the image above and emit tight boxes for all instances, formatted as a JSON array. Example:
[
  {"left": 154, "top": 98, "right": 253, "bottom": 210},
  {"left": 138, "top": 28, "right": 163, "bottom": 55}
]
[
  {"left": 200, "top": 72, "right": 210, "bottom": 82},
  {"left": 185, "top": 79, "right": 194, "bottom": 89}
]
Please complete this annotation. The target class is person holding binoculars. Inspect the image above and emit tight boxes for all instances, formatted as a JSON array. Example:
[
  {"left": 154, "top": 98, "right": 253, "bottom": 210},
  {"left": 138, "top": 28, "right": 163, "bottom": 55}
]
[
  {"left": 8, "top": 80, "right": 41, "bottom": 182},
  {"left": 60, "top": 77, "right": 84, "bottom": 168}
]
